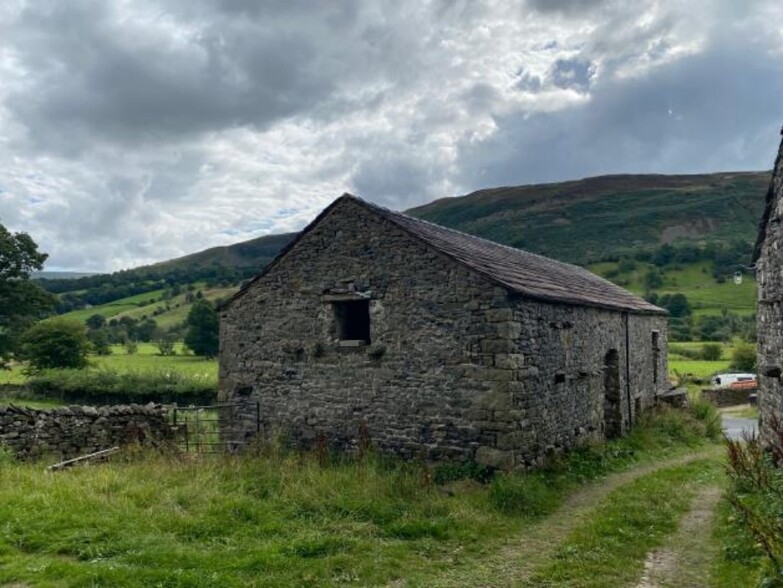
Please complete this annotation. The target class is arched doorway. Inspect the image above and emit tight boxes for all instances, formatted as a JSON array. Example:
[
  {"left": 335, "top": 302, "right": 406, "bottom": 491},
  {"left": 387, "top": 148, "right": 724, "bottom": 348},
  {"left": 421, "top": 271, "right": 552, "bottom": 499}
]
[{"left": 604, "top": 349, "right": 622, "bottom": 439}]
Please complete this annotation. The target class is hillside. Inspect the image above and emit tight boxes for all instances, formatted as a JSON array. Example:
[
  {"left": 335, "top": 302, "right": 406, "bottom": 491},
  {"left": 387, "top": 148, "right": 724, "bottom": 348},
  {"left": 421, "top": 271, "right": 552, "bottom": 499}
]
[
  {"left": 410, "top": 172, "right": 769, "bottom": 263},
  {"left": 144, "top": 231, "right": 296, "bottom": 274}
]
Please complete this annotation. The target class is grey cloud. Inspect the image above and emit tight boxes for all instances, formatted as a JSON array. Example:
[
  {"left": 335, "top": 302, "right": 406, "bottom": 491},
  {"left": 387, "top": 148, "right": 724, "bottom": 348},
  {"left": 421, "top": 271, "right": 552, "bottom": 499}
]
[
  {"left": 351, "top": 154, "right": 437, "bottom": 210},
  {"left": 456, "top": 41, "right": 783, "bottom": 189},
  {"left": 515, "top": 69, "right": 543, "bottom": 92},
  {"left": 6, "top": 2, "right": 347, "bottom": 153},
  {"left": 550, "top": 58, "right": 593, "bottom": 91},
  {"left": 525, "top": 0, "right": 608, "bottom": 16}
]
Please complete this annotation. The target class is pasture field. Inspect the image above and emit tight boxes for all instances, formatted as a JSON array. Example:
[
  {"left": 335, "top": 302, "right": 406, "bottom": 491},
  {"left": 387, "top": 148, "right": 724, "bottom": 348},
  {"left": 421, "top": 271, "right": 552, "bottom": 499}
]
[
  {"left": 61, "top": 285, "right": 237, "bottom": 329},
  {"left": 669, "top": 360, "right": 731, "bottom": 380},
  {"left": 95, "top": 343, "right": 218, "bottom": 378},
  {"left": 60, "top": 288, "right": 168, "bottom": 323},
  {"left": 589, "top": 260, "right": 756, "bottom": 316},
  {"left": 0, "top": 405, "right": 742, "bottom": 587}
]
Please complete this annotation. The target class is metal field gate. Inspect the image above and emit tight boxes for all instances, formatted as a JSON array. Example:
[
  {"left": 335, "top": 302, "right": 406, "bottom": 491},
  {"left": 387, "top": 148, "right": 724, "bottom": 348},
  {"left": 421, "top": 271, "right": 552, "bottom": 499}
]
[{"left": 169, "top": 402, "right": 260, "bottom": 454}]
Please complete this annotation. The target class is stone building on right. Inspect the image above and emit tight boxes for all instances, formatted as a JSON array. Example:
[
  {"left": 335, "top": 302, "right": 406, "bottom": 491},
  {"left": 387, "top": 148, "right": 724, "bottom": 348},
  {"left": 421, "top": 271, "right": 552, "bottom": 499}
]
[{"left": 755, "top": 131, "right": 783, "bottom": 447}]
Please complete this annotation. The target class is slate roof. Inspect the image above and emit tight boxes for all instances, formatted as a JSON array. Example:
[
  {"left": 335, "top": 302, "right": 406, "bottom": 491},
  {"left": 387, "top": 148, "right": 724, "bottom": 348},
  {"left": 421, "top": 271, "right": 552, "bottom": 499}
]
[{"left": 224, "top": 193, "right": 666, "bottom": 315}]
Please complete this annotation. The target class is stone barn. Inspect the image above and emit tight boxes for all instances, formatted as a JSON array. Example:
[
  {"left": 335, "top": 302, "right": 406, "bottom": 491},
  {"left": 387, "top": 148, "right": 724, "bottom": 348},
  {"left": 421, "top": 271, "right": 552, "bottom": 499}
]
[
  {"left": 219, "top": 194, "right": 668, "bottom": 468},
  {"left": 755, "top": 130, "right": 783, "bottom": 448}
]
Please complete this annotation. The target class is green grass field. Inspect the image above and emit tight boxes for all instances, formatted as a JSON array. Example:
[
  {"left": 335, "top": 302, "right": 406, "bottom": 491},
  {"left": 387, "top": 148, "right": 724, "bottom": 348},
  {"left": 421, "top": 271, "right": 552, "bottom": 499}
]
[
  {"left": 95, "top": 344, "right": 217, "bottom": 377},
  {"left": 589, "top": 260, "right": 756, "bottom": 317},
  {"left": 61, "top": 285, "right": 238, "bottom": 329}
]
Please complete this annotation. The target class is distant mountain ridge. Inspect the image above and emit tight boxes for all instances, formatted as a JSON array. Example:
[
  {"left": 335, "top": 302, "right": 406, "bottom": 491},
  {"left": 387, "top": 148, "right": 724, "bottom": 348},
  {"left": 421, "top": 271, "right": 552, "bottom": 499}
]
[{"left": 45, "top": 170, "right": 771, "bottom": 293}]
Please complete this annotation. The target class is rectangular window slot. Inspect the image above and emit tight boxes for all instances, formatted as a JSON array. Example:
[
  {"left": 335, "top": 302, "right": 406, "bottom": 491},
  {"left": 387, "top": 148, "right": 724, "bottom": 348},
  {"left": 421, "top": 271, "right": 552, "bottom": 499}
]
[
  {"left": 333, "top": 300, "right": 370, "bottom": 344},
  {"left": 652, "top": 330, "right": 661, "bottom": 383}
]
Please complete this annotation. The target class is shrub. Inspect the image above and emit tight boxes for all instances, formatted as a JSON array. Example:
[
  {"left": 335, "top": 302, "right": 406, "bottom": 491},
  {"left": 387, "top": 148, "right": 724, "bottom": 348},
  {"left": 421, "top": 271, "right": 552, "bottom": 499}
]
[
  {"left": 700, "top": 342, "right": 723, "bottom": 361},
  {"left": 21, "top": 318, "right": 90, "bottom": 371},
  {"left": 155, "top": 338, "right": 176, "bottom": 356},
  {"left": 730, "top": 342, "right": 757, "bottom": 372}
]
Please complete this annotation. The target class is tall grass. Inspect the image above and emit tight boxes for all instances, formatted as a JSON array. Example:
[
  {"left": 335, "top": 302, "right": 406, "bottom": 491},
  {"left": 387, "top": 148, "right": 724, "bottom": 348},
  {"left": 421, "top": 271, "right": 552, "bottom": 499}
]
[
  {"left": 0, "top": 404, "right": 722, "bottom": 585},
  {"left": 724, "top": 422, "right": 783, "bottom": 584}
]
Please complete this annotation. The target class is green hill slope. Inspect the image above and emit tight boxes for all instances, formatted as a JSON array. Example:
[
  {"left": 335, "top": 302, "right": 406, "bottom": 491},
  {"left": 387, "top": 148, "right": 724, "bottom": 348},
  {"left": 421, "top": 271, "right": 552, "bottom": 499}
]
[{"left": 410, "top": 172, "right": 769, "bottom": 263}]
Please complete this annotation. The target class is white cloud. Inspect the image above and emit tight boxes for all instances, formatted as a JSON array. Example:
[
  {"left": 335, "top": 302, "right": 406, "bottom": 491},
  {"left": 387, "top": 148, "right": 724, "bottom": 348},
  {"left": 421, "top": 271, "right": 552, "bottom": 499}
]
[{"left": 0, "top": 0, "right": 780, "bottom": 271}]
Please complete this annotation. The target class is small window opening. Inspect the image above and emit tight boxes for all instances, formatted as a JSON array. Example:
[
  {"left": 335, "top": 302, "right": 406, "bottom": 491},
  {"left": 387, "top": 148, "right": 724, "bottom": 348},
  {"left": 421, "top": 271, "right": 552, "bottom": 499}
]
[
  {"left": 334, "top": 300, "right": 370, "bottom": 343},
  {"left": 652, "top": 330, "right": 661, "bottom": 383}
]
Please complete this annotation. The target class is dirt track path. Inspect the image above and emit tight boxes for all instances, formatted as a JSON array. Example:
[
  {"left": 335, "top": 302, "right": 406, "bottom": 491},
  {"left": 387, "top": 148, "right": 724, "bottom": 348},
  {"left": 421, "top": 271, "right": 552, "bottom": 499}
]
[
  {"left": 428, "top": 446, "right": 723, "bottom": 587},
  {"left": 635, "top": 485, "right": 722, "bottom": 588}
]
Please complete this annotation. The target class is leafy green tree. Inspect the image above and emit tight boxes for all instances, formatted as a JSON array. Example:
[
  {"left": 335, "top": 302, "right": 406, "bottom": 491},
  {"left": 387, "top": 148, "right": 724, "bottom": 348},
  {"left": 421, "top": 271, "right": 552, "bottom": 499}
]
[
  {"left": 661, "top": 293, "right": 691, "bottom": 318},
  {"left": 21, "top": 319, "right": 90, "bottom": 370},
  {"left": 86, "top": 313, "right": 106, "bottom": 330},
  {"left": 184, "top": 299, "right": 219, "bottom": 357},
  {"left": 0, "top": 225, "right": 56, "bottom": 366},
  {"left": 89, "top": 328, "right": 112, "bottom": 356},
  {"left": 643, "top": 267, "right": 664, "bottom": 292}
]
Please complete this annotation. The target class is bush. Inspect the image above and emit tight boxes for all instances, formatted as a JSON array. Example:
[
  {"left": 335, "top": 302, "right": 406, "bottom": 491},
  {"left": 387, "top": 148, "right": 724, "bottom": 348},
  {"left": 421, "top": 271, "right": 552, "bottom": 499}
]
[
  {"left": 700, "top": 343, "right": 723, "bottom": 361},
  {"left": 730, "top": 342, "right": 757, "bottom": 372},
  {"left": 21, "top": 318, "right": 90, "bottom": 371},
  {"left": 24, "top": 368, "right": 217, "bottom": 405}
]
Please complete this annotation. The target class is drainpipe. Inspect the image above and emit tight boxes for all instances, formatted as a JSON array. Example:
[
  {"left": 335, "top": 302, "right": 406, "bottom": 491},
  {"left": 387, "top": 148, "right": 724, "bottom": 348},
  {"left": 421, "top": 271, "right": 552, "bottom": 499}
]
[{"left": 624, "top": 312, "right": 632, "bottom": 430}]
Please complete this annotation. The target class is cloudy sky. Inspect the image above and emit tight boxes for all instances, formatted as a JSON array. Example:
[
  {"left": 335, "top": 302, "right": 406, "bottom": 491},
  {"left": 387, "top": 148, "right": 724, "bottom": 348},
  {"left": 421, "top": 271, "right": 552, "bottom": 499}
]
[{"left": 1, "top": 0, "right": 781, "bottom": 271}]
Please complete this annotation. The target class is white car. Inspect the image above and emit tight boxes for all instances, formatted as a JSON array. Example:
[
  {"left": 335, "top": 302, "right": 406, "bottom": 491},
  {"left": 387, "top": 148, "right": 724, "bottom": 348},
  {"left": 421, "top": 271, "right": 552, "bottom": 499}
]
[{"left": 710, "top": 373, "right": 757, "bottom": 389}]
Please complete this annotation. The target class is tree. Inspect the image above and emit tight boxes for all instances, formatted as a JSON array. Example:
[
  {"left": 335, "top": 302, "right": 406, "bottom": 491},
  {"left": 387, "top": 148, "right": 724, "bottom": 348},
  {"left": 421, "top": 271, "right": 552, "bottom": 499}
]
[
  {"left": 663, "top": 293, "right": 691, "bottom": 318},
  {"left": 21, "top": 319, "right": 90, "bottom": 370},
  {"left": 86, "top": 313, "right": 106, "bottom": 330},
  {"left": 0, "top": 225, "right": 55, "bottom": 366},
  {"left": 89, "top": 328, "right": 112, "bottom": 356},
  {"left": 643, "top": 267, "right": 664, "bottom": 293},
  {"left": 730, "top": 342, "right": 757, "bottom": 372},
  {"left": 184, "top": 299, "right": 219, "bottom": 357}
]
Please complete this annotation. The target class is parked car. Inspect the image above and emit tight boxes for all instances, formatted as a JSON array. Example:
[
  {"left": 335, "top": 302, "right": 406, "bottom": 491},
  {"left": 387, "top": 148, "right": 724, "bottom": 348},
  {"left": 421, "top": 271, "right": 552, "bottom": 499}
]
[{"left": 710, "top": 373, "right": 757, "bottom": 390}]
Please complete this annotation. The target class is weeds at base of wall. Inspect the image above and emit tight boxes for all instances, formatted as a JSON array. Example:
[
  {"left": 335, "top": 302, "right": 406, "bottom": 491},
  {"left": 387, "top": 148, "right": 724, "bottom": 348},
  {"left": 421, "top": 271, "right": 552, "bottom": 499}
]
[
  {"left": 725, "top": 418, "right": 783, "bottom": 586},
  {"left": 237, "top": 403, "right": 722, "bottom": 522}
]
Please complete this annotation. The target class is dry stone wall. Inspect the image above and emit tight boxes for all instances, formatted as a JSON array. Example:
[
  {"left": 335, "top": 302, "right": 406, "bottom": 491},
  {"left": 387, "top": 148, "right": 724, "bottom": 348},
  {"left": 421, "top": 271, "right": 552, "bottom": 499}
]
[
  {"left": 0, "top": 403, "right": 173, "bottom": 460},
  {"left": 220, "top": 198, "right": 668, "bottom": 468},
  {"left": 701, "top": 387, "right": 755, "bottom": 408}
]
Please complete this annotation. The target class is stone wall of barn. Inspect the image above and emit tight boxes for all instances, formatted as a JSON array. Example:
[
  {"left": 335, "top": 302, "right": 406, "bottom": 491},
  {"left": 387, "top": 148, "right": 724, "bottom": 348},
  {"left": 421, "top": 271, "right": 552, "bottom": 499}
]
[
  {"left": 219, "top": 198, "right": 668, "bottom": 468},
  {"left": 0, "top": 404, "right": 173, "bottom": 460},
  {"left": 756, "top": 137, "right": 783, "bottom": 448}
]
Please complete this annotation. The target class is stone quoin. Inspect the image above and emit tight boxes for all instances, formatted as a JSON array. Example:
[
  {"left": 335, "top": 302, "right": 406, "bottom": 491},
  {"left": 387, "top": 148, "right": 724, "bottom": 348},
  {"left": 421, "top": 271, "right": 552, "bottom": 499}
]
[{"left": 218, "top": 194, "right": 668, "bottom": 469}]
